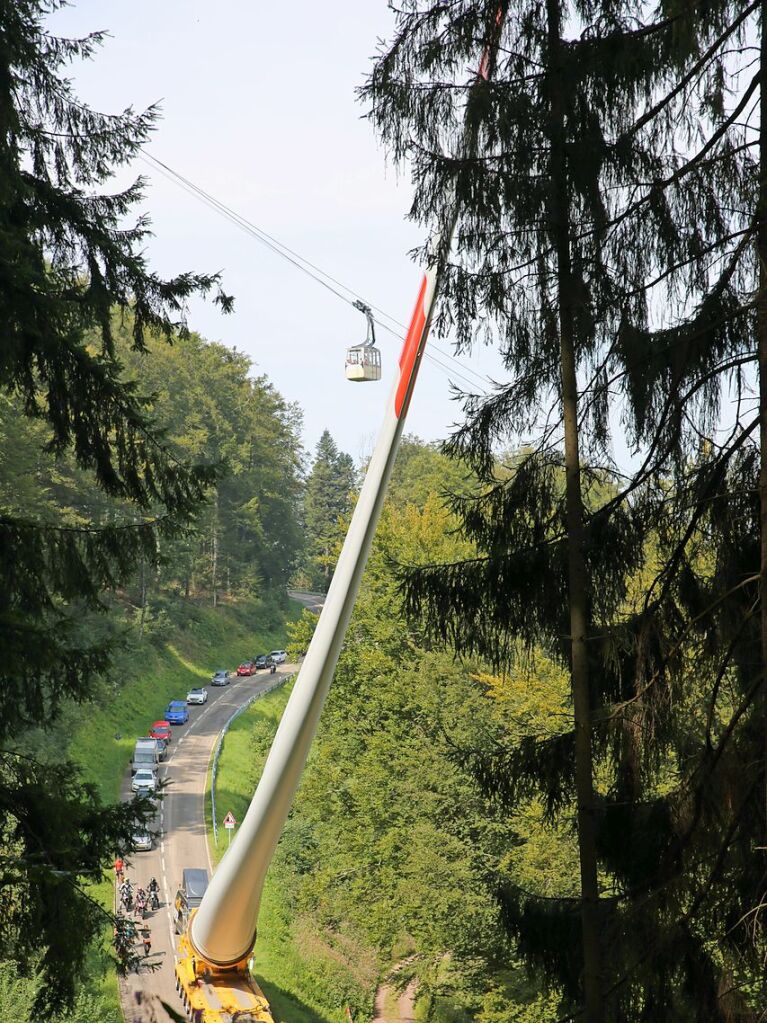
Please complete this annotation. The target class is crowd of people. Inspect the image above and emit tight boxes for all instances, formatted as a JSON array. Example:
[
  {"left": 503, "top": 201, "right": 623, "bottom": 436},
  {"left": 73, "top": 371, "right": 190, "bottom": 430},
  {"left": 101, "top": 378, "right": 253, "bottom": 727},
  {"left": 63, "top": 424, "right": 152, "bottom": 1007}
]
[{"left": 113, "top": 856, "right": 159, "bottom": 972}]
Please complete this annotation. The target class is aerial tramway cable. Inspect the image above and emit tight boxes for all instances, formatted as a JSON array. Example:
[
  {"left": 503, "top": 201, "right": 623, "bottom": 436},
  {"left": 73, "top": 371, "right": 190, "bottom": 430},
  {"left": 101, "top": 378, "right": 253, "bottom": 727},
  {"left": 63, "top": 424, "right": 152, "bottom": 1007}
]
[
  {"left": 140, "top": 151, "right": 491, "bottom": 394},
  {"left": 186, "top": 5, "right": 508, "bottom": 969}
]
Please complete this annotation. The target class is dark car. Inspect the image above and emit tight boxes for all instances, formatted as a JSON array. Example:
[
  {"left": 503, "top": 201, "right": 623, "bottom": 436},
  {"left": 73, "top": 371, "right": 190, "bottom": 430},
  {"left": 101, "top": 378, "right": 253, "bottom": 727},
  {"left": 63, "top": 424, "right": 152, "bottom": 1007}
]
[
  {"left": 211, "top": 670, "right": 229, "bottom": 687},
  {"left": 173, "top": 867, "right": 209, "bottom": 933},
  {"left": 254, "top": 655, "right": 269, "bottom": 670}
]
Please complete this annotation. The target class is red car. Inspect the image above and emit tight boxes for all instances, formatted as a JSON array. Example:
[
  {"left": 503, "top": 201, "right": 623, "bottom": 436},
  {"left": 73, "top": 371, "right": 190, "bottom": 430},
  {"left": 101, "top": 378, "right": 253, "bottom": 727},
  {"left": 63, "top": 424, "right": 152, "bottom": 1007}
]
[
  {"left": 236, "top": 661, "right": 256, "bottom": 677},
  {"left": 149, "top": 720, "right": 172, "bottom": 743}
]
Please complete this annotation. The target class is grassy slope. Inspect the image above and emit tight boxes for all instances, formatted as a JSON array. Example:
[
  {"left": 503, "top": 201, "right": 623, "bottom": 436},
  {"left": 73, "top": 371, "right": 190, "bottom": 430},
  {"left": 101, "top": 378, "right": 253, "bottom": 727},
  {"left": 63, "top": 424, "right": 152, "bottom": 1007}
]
[
  {"left": 70, "top": 597, "right": 293, "bottom": 801},
  {"left": 62, "top": 597, "right": 296, "bottom": 1019},
  {"left": 210, "top": 684, "right": 377, "bottom": 1023}
]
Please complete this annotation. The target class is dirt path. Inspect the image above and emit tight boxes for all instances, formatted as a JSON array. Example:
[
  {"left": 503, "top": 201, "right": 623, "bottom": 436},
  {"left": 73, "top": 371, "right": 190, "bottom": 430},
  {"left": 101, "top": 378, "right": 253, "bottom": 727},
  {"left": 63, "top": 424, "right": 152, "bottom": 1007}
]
[{"left": 372, "top": 972, "right": 418, "bottom": 1023}]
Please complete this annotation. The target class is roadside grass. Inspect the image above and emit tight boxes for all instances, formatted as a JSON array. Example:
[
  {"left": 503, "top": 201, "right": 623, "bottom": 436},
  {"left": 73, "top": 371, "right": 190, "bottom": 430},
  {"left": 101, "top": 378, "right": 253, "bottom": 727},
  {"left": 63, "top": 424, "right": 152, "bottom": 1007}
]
[
  {"left": 208, "top": 682, "right": 376, "bottom": 1023},
  {"left": 85, "top": 876, "right": 122, "bottom": 1020},
  {"left": 206, "top": 677, "right": 293, "bottom": 844},
  {"left": 58, "top": 596, "right": 298, "bottom": 1021},
  {"left": 70, "top": 597, "right": 294, "bottom": 801}
]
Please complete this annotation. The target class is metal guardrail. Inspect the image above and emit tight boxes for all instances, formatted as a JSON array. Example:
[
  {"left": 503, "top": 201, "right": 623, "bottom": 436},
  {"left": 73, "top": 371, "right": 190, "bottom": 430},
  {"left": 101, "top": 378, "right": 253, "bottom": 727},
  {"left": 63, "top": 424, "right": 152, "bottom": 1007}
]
[{"left": 210, "top": 673, "right": 293, "bottom": 847}]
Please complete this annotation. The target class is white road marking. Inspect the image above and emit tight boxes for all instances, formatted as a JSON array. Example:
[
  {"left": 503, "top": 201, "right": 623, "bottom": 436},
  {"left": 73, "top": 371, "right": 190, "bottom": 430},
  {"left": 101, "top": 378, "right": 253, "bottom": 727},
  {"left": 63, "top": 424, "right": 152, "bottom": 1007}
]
[{"left": 116, "top": 671, "right": 286, "bottom": 1017}]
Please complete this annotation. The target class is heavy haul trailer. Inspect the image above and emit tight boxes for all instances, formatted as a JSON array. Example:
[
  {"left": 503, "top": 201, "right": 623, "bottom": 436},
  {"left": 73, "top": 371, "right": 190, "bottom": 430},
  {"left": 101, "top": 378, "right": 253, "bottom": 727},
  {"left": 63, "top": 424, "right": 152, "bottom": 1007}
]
[
  {"left": 172, "top": 12, "right": 505, "bottom": 1020},
  {"left": 174, "top": 931, "right": 273, "bottom": 1023}
]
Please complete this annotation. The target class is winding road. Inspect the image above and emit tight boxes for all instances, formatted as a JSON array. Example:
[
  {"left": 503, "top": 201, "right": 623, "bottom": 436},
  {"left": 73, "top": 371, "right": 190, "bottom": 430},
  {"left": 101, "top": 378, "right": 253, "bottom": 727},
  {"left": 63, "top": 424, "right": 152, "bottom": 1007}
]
[{"left": 117, "top": 665, "right": 296, "bottom": 1023}]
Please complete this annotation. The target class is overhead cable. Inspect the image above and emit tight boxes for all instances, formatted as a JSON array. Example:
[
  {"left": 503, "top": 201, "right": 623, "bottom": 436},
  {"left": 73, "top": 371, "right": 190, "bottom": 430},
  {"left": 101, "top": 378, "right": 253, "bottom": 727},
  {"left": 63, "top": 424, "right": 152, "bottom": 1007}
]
[{"left": 140, "top": 151, "right": 491, "bottom": 393}]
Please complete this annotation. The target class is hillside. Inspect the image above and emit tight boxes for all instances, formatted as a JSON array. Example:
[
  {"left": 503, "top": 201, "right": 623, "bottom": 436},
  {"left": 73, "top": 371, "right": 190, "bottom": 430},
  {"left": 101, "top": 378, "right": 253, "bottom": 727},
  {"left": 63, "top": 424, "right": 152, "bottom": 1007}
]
[{"left": 0, "top": 593, "right": 299, "bottom": 1023}]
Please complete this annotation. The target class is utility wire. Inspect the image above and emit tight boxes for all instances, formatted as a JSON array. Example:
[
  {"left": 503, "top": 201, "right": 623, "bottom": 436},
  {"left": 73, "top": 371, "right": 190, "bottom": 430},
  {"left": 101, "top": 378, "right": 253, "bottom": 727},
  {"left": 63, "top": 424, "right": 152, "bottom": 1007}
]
[{"left": 140, "top": 152, "right": 492, "bottom": 393}]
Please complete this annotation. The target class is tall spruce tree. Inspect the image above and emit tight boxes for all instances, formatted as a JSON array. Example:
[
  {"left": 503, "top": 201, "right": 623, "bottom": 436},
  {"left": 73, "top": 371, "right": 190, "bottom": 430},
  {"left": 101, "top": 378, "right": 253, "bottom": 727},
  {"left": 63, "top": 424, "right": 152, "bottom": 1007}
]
[
  {"left": 303, "top": 430, "right": 356, "bottom": 590},
  {"left": 363, "top": 2, "right": 765, "bottom": 1018},
  {"left": 599, "top": 3, "right": 767, "bottom": 1014},
  {"left": 0, "top": 2, "right": 230, "bottom": 1011}
]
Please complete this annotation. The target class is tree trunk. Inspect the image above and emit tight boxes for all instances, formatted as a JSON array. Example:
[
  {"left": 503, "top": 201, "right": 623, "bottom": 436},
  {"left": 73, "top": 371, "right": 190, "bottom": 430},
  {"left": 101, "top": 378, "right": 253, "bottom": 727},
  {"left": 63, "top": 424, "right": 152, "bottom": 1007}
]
[
  {"left": 212, "top": 488, "right": 219, "bottom": 609},
  {"left": 139, "top": 556, "right": 147, "bottom": 638},
  {"left": 546, "top": 1, "right": 603, "bottom": 1018},
  {"left": 758, "top": 0, "right": 767, "bottom": 835}
]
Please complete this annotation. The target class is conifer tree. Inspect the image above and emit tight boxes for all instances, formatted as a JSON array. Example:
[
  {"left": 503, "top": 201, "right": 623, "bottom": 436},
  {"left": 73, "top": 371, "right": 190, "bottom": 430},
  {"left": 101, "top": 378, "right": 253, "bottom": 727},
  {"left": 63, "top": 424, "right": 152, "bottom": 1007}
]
[
  {"left": 303, "top": 430, "right": 356, "bottom": 589},
  {"left": 597, "top": 4, "right": 767, "bottom": 1012},
  {"left": 363, "top": 2, "right": 765, "bottom": 1018},
  {"left": 0, "top": 2, "right": 230, "bottom": 1010}
]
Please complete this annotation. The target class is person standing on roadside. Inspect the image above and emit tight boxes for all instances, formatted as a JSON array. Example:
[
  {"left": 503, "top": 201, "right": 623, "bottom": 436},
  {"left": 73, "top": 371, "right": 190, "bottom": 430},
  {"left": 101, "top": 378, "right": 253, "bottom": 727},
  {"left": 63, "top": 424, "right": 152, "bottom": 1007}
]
[{"left": 114, "top": 855, "right": 124, "bottom": 883}]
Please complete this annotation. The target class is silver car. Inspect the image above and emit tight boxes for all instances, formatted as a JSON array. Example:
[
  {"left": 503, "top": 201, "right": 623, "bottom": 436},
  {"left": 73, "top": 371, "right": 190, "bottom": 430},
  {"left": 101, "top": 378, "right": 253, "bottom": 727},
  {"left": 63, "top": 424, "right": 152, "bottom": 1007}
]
[
  {"left": 131, "top": 768, "right": 157, "bottom": 794},
  {"left": 186, "top": 687, "right": 208, "bottom": 705},
  {"left": 269, "top": 650, "right": 287, "bottom": 665},
  {"left": 132, "top": 830, "right": 153, "bottom": 852}
]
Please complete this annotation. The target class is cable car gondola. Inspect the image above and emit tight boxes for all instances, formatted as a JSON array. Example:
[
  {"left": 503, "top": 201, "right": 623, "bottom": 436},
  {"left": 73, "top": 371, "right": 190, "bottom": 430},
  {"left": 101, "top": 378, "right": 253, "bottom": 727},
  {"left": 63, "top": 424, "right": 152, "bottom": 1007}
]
[{"left": 345, "top": 300, "right": 382, "bottom": 382}]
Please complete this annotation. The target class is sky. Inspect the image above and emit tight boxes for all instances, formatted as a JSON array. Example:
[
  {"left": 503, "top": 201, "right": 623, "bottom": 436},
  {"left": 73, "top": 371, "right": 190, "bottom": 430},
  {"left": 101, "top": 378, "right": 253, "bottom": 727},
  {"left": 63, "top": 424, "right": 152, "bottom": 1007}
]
[{"left": 50, "top": 0, "right": 507, "bottom": 463}]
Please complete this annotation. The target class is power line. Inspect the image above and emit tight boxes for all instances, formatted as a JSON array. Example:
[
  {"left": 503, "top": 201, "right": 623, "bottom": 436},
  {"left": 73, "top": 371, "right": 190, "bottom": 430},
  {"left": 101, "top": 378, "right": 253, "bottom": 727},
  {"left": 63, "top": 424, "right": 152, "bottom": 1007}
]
[{"left": 140, "top": 152, "right": 492, "bottom": 393}]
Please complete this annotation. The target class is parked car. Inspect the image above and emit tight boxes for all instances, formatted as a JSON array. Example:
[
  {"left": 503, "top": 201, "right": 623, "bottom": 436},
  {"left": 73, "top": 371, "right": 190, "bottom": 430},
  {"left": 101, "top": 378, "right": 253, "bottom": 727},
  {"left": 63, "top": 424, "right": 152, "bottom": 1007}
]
[
  {"left": 236, "top": 661, "right": 256, "bottom": 676},
  {"left": 165, "top": 700, "right": 190, "bottom": 725},
  {"left": 131, "top": 768, "right": 157, "bottom": 794},
  {"left": 131, "top": 830, "right": 153, "bottom": 852},
  {"left": 152, "top": 736, "right": 168, "bottom": 760},
  {"left": 254, "top": 655, "right": 269, "bottom": 670},
  {"left": 173, "top": 868, "right": 209, "bottom": 934},
  {"left": 211, "top": 670, "right": 230, "bottom": 687},
  {"left": 269, "top": 649, "right": 287, "bottom": 665},
  {"left": 131, "top": 738, "right": 160, "bottom": 776},
  {"left": 149, "top": 721, "right": 172, "bottom": 744},
  {"left": 138, "top": 735, "right": 167, "bottom": 760},
  {"left": 186, "top": 687, "right": 208, "bottom": 705}
]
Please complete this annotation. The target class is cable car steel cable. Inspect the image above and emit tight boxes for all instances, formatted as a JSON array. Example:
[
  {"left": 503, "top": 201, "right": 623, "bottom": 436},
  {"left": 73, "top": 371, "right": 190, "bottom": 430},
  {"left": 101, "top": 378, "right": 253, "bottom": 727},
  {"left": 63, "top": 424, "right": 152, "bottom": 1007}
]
[
  {"left": 140, "top": 151, "right": 492, "bottom": 392},
  {"left": 167, "top": 5, "right": 509, "bottom": 1015}
]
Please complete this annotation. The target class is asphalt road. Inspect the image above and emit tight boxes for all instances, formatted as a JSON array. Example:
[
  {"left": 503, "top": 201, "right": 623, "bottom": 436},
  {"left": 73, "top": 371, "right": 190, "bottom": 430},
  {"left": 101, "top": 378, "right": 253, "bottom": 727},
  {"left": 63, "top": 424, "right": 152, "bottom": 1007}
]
[
  {"left": 117, "top": 665, "right": 296, "bottom": 1023},
  {"left": 287, "top": 589, "right": 326, "bottom": 614}
]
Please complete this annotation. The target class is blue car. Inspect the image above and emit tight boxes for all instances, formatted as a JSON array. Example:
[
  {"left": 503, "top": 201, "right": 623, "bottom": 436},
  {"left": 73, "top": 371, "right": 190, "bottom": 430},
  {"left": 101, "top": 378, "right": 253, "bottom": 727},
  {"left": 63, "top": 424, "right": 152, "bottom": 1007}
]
[{"left": 165, "top": 700, "right": 189, "bottom": 725}]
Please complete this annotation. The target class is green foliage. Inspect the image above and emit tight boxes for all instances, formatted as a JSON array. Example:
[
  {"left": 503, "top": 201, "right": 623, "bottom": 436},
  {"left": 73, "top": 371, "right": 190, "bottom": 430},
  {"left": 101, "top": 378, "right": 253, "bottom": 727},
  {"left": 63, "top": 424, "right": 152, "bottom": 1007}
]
[
  {"left": 115, "top": 321, "right": 305, "bottom": 598},
  {"left": 0, "top": 960, "right": 120, "bottom": 1023},
  {"left": 0, "top": 2, "right": 238, "bottom": 1010},
  {"left": 386, "top": 436, "right": 473, "bottom": 510},
  {"left": 364, "top": 2, "right": 767, "bottom": 1018},
  {"left": 301, "top": 430, "right": 356, "bottom": 590},
  {"left": 220, "top": 443, "right": 569, "bottom": 1022},
  {"left": 0, "top": 3, "right": 306, "bottom": 1010},
  {"left": 211, "top": 682, "right": 377, "bottom": 1023}
]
